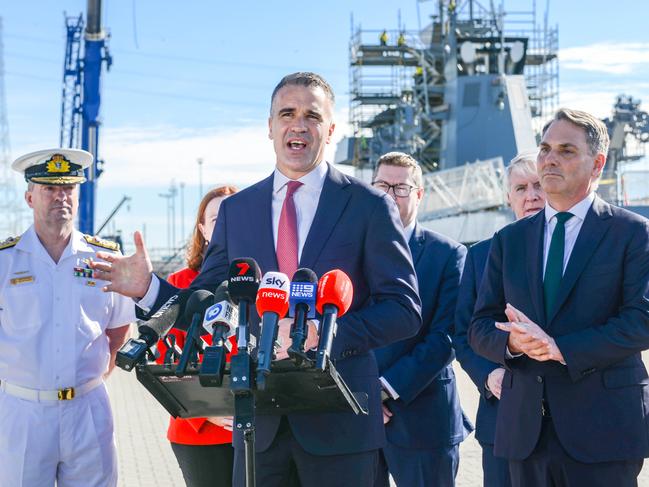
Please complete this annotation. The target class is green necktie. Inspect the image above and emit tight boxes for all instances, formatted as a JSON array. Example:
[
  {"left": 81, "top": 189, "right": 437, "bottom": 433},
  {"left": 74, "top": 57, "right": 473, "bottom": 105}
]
[{"left": 543, "top": 212, "right": 573, "bottom": 318}]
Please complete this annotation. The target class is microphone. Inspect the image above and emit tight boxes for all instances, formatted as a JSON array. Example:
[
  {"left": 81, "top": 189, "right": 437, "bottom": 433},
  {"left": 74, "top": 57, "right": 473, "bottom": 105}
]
[
  {"left": 175, "top": 289, "right": 215, "bottom": 377},
  {"left": 287, "top": 268, "right": 318, "bottom": 365},
  {"left": 315, "top": 270, "right": 353, "bottom": 371},
  {"left": 200, "top": 281, "right": 239, "bottom": 386},
  {"left": 139, "top": 289, "right": 194, "bottom": 344},
  {"left": 202, "top": 281, "right": 239, "bottom": 341},
  {"left": 116, "top": 289, "right": 193, "bottom": 371},
  {"left": 255, "top": 271, "right": 290, "bottom": 389},
  {"left": 228, "top": 258, "right": 261, "bottom": 351}
]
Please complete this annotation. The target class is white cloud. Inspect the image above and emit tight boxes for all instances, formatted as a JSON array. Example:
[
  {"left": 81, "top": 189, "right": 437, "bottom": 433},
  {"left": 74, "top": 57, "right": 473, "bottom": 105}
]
[
  {"left": 100, "top": 125, "right": 275, "bottom": 188},
  {"left": 560, "top": 83, "right": 649, "bottom": 119},
  {"left": 99, "top": 108, "right": 351, "bottom": 189},
  {"left": 560, "top": 42, "right": 649, "bottom": 74}
]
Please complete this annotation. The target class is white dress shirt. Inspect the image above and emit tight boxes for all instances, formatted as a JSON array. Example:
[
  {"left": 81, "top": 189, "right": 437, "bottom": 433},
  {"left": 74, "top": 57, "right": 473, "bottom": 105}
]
[
  {"left": 542, "top": 192, "right": 595, "bottom": 277},
  {"left": 272, "top": 160, "right": 328, "bottom": 260},
  {"left": 0, "top": 226, "right": 134, "bottom": 390}
]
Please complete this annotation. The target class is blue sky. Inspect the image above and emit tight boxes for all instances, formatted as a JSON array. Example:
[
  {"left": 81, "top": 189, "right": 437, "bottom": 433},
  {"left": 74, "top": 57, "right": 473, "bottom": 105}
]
[{"left": 3, "top": 0, "right": 649, "bottom": 252}]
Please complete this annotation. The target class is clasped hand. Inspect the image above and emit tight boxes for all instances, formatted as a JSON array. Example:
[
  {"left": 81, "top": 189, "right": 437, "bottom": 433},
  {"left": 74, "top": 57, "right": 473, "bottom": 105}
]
[{"left": 495, "top": 304, "right": 565, "bottom": 364}]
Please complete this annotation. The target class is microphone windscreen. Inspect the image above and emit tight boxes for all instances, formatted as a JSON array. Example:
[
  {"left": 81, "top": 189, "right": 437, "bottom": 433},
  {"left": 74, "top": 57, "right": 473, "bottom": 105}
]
[
  {"left": 228, "top": 258, "right": 261, "bottom": 304},
  {"left": 292, "top": 268, "right": 317, "bottom": 284},
  {"left": 289, "top": 268, "right": 318, "bottom": 318},
  {"left": 256, "top": 271, "right": 290, "bottom": 318},
  {"left": 316, "top": 269, "right": 353, "bottom": 316},
  {"left": 212, "top": 280, "right": 230, "bottom": 304},
  {"left": 182, "top": 289, "right": 215, "bottom": 323}
]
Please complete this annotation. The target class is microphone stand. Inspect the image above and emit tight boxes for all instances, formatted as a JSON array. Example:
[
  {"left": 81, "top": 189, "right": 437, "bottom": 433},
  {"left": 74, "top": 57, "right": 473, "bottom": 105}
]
[
  {"left": 175, "top": 313, "right": 203, "bottom": 377},
  {"left": 230, "top": 298, "right": 256, "bottom": 487}
]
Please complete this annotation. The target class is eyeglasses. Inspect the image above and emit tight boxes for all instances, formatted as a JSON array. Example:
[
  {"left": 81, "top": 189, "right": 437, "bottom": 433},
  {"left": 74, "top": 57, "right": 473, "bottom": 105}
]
[{"left": 371, "top": 181, "right": 419, "bottom": 198}]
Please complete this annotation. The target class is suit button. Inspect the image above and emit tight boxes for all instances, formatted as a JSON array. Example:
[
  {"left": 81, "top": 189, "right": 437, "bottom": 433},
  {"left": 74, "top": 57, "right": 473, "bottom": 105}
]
[{"left": 536, "top": 376, "right": 543, "bottom": 383}]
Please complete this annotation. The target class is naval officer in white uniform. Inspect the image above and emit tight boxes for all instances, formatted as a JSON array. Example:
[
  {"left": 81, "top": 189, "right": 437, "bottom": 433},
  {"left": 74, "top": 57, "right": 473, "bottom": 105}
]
[{"left": 0, "top": 148, "right": 134, "bottom": 486}]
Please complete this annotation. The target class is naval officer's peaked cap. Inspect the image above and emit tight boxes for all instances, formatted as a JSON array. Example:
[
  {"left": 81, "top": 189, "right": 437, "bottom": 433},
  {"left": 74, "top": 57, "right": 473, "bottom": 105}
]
[{"left": 12, "top": 148, "right": 93, "bottom": 185}]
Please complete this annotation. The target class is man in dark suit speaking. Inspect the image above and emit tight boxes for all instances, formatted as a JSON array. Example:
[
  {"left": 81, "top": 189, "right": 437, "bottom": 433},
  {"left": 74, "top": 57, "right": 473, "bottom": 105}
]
[
  {"left": 469, "top": 108, "right": 649, "bottom": 486},
  {"left": 91, "top": 72, "right": 421, "bottom": 487}
]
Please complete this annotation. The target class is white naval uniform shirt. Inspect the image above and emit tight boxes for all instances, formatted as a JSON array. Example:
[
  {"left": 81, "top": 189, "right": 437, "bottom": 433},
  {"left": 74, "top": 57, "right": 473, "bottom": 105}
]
[{"left": 0, "top": 226, "right": 134, "bottom": 391}]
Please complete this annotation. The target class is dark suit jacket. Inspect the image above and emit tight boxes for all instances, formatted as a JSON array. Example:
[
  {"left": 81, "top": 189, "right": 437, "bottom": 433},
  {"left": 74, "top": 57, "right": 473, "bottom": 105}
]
[
  {"left": 453, "top": 238, "right": 502, "bottom": 445},
  {"left": 469, "top": 196, "right": 649, "bottom": 463},
  {"left": 375, "top": 224, "right": 472, "bottom": 449},
  {"left": 153, "top": 163, "right": 422, "bottom": 455}
]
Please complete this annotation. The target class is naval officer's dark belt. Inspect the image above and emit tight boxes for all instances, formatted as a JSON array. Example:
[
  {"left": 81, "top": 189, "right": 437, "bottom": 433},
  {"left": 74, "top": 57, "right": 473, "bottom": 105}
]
[{"left": 0, "top": 377, "right": 103, "bottom": 401}]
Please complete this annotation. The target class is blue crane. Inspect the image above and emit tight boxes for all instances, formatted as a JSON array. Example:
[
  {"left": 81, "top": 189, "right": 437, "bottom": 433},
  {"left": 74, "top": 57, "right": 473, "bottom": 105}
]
[{"left": 60, "top": 0, "right": 111, "bottom": 235}]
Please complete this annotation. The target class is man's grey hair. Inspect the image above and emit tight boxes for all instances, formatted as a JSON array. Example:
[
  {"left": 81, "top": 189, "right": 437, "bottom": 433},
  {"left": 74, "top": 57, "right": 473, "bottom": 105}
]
[
  {"left": 374, "top": 151, "right": 424, "bottom": 188},
  {"left": 504, "top": 151, "right": 538, "bottom": 192}
]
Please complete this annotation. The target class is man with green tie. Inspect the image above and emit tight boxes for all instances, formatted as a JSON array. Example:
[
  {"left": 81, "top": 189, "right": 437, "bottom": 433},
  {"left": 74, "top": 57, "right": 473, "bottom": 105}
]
[{"left": 469, "top": 108, "right": 649, "bottom": 487}]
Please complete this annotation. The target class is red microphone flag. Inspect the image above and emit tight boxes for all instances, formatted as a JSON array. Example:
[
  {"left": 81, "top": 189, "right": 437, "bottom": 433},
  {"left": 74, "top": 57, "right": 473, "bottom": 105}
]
[{"left": 316, "top": 269, "right": 353, "bottom": 316}]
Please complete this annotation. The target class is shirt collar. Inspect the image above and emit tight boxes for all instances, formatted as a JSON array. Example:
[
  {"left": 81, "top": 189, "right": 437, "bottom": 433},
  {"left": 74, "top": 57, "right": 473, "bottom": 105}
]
[
  {"left": 403, "top": 220, "right": 416, "bottom": 242},
  {"left": 273, "top": 161, "right": 329, "bottom": 194},
  {"left": 544, "top": 191, "right": 595, "bottom": 224},
  {"left": 15, "top": 224, "right": 79, "bottom": 261},
  {"left": 15, "top": 224, "right": 37, "bottom": 252}
]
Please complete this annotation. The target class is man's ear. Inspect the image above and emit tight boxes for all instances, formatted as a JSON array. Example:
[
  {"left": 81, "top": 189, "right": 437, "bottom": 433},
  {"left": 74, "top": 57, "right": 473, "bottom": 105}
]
[
  {"left": 325, "top": 122, "right": 336, "bottom": 144},
  {"left": 25, "top": 189, "right": 34, "bottom": 209},
  {"left": 593, "top": 152, "right": 606, "bottom": 178}
]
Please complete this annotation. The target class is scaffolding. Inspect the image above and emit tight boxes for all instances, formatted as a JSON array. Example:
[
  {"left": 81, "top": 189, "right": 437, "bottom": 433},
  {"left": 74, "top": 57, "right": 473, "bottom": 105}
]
[
  {"left": 347, "top": 0, "right": 558, "bottom": 172},
  {"left": 0, "top": 18, "right": 22, "bottom": 238}
]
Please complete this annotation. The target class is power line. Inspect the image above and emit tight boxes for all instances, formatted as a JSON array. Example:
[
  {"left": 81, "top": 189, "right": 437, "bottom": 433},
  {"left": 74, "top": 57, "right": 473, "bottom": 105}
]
[
  {"left": 5, "top": 71, "right": 269, "bottom": 106},
  {"left": 5, "top": 51, "right": 270, "bottom": 90},
  {"left": 4, "top": 32, "right": 346, "bottom": 74}
]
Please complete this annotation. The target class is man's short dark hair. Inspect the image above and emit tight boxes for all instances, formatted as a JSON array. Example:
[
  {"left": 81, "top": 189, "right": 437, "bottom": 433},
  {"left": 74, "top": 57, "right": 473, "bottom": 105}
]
[
  {"left": 270, "top": 72, "right": 335, "bottom": 112},
  {"left": 374, "top": 151, "right": 424, "bottom": 188},
  {"left": 542, "top": 108, "right": 610, "bottom": 156}
]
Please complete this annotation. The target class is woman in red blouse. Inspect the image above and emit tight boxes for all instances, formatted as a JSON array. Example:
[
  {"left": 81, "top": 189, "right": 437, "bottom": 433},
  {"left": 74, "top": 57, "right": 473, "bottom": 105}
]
[{"left": 157, "top": 185, "right": 237, "bottom": 487}]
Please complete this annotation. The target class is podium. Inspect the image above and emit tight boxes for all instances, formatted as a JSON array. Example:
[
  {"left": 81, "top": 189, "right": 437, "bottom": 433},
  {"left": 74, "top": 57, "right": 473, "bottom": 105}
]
[{"left": 135, "top": 358, "right": 369, "bottom": 486}]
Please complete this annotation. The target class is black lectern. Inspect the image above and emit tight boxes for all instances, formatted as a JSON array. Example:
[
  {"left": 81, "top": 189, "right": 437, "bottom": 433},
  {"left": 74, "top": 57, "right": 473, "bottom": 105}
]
[{"left": 135, "top": 359, "right": 368, "bottom": 487}]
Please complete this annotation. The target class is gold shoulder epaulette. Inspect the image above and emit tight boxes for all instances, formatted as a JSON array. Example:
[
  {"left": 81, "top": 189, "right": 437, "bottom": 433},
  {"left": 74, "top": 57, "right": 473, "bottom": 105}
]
[
  {"left": 84, "top": 235, "right": 120, "bottom": 252},
  {"left": 0, "top": 236, "right": 20, "bottom": 250}
]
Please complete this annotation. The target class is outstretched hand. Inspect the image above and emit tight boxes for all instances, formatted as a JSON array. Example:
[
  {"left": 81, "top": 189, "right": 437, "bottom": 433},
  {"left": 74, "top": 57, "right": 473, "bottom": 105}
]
[{"left": 89, "top": 231, "right": 153, "bottom": 299}]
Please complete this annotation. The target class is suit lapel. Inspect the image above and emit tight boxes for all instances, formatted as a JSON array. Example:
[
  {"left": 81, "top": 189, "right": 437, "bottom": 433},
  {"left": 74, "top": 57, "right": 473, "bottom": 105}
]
[
  {"left": 526, "top": 212, "right": 546, "bottom": 326},
  {"left": 409, "top": 224, "right": 426, "bottom": 268},
  {"left": 300, "top": 164, "right": 352, "bottom": 270},
  {"left": 547, "top": 196, "right": 612, "bottom": 324},
  {"left": 249, "top": 173, "right": 278, "bottom": 273}
]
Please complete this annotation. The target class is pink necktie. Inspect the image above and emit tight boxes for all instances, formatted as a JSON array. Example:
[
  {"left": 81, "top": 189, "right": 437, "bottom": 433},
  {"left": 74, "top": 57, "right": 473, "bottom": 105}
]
[{"left": 276, "top": 181, "right": 303, "bottom": 278}]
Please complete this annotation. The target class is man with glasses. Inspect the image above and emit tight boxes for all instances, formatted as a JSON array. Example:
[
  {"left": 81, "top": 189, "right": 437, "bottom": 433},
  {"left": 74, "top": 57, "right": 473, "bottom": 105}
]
[{"left": 372, "top": 152, "right": 472, "bottom": 487}]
